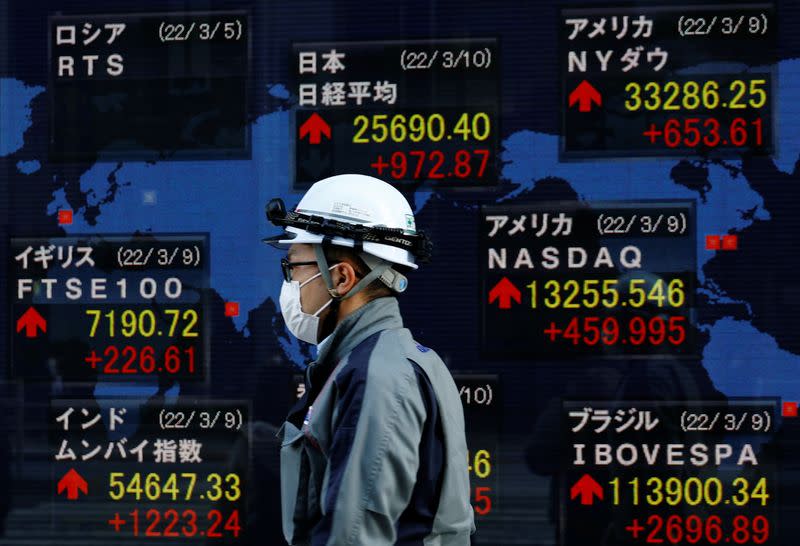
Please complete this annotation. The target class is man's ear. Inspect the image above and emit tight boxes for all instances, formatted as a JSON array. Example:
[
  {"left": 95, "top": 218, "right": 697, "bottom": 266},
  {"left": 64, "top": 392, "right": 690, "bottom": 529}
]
[{"left": 331, "top": 260, "right": 359, "bottom": 296}]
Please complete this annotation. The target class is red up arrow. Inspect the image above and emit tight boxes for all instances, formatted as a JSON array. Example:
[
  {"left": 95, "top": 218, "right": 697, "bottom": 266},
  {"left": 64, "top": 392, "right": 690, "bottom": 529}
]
[
  {"left": 488, "top": 277, "right": 521, "bottom": 309},
  {"left": 16, "top": 306, "right": 46, "bottom": 338},
  {"left": 570, "top": 474, "right": 604, "bottom": 505},
  {"left": 299, "top": 113, "right": 331, "bottom": 144},
  {"left": 57, "top": 468, "right": 88, "bottom": 500},
  {"left": 568, "top": 80, "right": 602, "bottom": 112}
]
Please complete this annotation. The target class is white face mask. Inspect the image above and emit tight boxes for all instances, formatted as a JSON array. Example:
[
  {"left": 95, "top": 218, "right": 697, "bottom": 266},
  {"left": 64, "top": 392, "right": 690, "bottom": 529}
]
[{"left": 279, "top": 265, "right": 336, "bottom": 345}]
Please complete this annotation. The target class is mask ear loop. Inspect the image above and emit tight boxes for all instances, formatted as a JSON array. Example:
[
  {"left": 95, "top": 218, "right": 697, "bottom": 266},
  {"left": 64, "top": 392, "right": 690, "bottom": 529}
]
[
  {"left": 313, "top": 243, "right": 392, "bottom": 301},
  {"left": 313, "top": 242, "right": 341, "bottom": 343}
]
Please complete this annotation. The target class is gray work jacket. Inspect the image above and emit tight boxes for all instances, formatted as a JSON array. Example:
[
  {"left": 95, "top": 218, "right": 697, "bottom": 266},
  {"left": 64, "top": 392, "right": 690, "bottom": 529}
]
[{"left": 278, "top": 296, "right": 475, "bottom": 545}]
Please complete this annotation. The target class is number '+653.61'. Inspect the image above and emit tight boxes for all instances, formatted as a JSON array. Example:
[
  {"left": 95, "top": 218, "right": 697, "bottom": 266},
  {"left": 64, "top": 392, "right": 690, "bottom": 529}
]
[{"left": 643, "top": 117, "right": 764, "bottom": 148}]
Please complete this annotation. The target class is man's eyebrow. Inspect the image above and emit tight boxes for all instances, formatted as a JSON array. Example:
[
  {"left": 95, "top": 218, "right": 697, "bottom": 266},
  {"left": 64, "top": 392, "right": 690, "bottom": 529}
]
[{"left": 287, "top": 248, "right": 295, "bottom": 257}]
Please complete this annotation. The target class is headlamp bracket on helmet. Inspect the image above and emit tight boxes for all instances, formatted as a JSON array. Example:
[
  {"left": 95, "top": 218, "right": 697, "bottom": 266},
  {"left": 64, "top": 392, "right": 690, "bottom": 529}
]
[
  {"left": 266, "top": 198, "right": 432, "bottom": 263},
  {"left": 377, "top": 266, "right": 408, "bottom": 293}
]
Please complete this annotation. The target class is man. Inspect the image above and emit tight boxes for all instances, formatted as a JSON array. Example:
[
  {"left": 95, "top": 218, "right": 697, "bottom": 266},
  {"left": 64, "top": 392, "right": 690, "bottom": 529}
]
[{"left": 264, "top": 174, "right": 475, "bottom": 545}]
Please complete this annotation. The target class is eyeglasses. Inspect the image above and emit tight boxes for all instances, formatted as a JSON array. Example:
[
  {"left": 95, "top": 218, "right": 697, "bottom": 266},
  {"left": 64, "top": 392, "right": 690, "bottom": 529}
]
[{"left": 280, "top": 258, "right": 318, "bottom": 282}]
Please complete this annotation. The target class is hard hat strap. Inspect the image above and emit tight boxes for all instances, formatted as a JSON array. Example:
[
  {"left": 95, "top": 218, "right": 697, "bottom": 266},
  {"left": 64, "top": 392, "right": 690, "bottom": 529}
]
[
  {"left": 313, "top": 244, "right": 392, "bottom": 301},
  {"left": 342, "top": 262, "right": 392, "bottom": 300},
  {"left": 314, "top": 244, "right": 336, "bottom": 293}
]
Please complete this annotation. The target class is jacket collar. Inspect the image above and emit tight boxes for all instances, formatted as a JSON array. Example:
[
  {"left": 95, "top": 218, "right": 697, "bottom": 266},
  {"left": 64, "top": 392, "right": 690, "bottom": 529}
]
[
  {"left": 313, "top": 295, "right": 403, "bottom": 368},
  {"left": 286, "top": 297, "right": 403, "bottom": 428}
]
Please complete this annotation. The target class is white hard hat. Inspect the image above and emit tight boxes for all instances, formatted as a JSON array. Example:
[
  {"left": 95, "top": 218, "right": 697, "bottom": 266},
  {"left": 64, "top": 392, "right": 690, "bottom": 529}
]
[{"left": 265, "top": 174, "right": 428, "bottom": 269}]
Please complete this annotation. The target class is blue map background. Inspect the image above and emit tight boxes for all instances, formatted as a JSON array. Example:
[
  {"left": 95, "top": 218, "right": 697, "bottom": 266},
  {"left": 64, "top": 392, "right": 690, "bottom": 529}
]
[
  {"left": 2, "top": 61, "right": 797, "bottom": 403},
  {"left": 4, "top": 1, "right": 800, "bottom": 543},
  {"left": 1, "top": 0, "right": 798, "bottom": 414}
]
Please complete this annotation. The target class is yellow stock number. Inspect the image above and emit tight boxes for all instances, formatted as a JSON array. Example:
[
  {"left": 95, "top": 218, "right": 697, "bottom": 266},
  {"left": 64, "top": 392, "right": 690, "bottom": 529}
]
[
  {"left": 467, "top": 449, "right": 492, "bottom": 479},
  {"left": 730, "top": 476, "right": 770, "bottom": 506},
  {"left": 109, "top": 472, "right": 240, "bottom": 502},
  {"left": 625, "top": 79, "right": 767, "bottom": 111},
  {"left": 86, "top": 308, "right": 199, "bottom": 338},
  {"left": 609, "top": 476, "right": 769, "bottom": 506},
  {"left": 353, "top": 112, "right": 490, "bottom": 144},
  {"left": 526, "top": 278, "right": 685, "bottom": 309}
]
